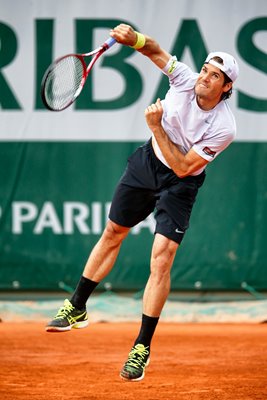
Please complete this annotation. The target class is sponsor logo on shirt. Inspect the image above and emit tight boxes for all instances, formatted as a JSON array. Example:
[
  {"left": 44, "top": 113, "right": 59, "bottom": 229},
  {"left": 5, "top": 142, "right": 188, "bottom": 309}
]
[{"left": 203, "top": 147, "right": 216, "bottom": 158}]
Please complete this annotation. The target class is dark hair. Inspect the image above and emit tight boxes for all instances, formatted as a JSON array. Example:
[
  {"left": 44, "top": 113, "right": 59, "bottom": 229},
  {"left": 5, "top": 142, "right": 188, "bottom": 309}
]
[{"left": 209, "top": 56, "right": 232, "bottom": 100}]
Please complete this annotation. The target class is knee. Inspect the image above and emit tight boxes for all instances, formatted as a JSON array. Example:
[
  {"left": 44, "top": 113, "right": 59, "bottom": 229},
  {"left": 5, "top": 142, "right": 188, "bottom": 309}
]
[
  {"left": 102, "top": 220, "right": 130, "bottom": 244},
  {"left": 151, "top": 252, "right": 174, "bottom": 276},
  {"left": 150, "top": 236, "right": 178, "bottom": 275}
]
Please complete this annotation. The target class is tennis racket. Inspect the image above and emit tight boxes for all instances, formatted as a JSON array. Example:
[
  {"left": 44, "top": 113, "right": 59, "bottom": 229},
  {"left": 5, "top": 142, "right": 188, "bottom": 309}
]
[{"left": 41, "top": 37, "right": 117, "bottom": 111}]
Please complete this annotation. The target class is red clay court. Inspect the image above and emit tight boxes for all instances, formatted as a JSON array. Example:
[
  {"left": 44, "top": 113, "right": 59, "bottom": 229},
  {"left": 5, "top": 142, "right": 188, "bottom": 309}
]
[{"left": 1, "top": 322, "right": 266, "bottom": 400}]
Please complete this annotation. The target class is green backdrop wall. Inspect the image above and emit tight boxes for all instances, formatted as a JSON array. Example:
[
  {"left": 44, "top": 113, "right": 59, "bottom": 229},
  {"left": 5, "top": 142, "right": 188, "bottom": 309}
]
[{"left": 1, "top": 142, "right": 266, "bottom": 291}]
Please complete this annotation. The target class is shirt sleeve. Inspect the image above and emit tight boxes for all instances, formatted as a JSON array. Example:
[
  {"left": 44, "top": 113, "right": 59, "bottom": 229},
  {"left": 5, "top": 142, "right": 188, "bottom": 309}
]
[
  {"left": 192, "top": 129, "right": 235, "bottom": 162},
  {"left": 162, "top": 56, "right": 198, "bottom": 87}
]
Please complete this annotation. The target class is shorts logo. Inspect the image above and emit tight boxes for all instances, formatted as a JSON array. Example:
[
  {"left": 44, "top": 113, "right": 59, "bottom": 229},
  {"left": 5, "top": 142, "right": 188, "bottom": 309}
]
[
  {"left": 175, "top": 228, "right": 184, "bottom": 234},
  {"left": 203, "top": 146, "right": 216, "bottom": 158}
]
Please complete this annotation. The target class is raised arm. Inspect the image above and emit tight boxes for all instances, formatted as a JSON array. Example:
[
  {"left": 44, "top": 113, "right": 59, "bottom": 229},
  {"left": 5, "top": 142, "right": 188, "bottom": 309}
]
[
  {"left": 110, "top": 23, "right": 171, "bottom": 70},
  {"left": 145, "top": 99, "right": 209, "bottom": 178}
]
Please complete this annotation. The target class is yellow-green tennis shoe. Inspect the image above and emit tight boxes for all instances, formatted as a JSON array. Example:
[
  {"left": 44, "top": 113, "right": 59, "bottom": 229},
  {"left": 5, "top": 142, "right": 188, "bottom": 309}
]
[
  {"left": 120, "top": 344, "right": 150, "bottom": 381},
  {"left": 46, "top": 299, "right": 88, "bottom": 332}
]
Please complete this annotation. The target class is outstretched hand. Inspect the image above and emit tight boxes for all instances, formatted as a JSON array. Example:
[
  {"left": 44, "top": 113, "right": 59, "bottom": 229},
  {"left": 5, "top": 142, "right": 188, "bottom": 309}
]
[
  {"left": 145, "top": 98, "right": 164, "bottom": 132},
  {"left": 110, "top": 24, "right": 137, "bottom": 47}
]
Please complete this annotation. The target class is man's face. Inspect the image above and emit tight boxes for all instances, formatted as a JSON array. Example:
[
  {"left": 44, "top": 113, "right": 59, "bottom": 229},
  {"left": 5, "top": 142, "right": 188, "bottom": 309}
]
[{"left": 195, "top": 63, "right": 231, "bottom": 104}]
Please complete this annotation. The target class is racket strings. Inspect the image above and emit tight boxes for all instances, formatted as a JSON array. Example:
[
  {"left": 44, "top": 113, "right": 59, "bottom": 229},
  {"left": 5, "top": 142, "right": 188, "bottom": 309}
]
[{"left": 44, "top": 56, "right": 85, "bottom": 110}]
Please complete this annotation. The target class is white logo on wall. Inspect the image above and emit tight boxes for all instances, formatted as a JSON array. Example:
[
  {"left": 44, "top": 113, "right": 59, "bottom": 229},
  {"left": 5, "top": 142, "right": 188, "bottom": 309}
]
[{"left": 5, "top": 201, "right": 155, "bottom": 235}]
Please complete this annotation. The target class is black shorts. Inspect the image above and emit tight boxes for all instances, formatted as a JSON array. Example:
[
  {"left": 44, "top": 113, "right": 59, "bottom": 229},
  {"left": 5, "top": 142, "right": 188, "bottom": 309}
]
[{"left": 109, "top": 139, "right": 205, "bottom": 244}]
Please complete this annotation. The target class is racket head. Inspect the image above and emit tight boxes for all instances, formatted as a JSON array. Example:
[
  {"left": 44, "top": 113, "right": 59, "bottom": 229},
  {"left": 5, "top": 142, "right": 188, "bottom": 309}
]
[{"left": 41, "top": 54, "right": 87, "bottom": 111}]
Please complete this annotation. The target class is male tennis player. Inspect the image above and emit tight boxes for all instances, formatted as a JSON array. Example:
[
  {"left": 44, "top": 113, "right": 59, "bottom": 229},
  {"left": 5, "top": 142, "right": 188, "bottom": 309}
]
[{"left": 46, "top": 24, "right": 239, "bottom": 382}]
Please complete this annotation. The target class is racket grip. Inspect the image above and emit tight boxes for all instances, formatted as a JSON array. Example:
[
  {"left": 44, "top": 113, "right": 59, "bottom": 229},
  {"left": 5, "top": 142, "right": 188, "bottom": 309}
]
[{"left": 104, "top": 37, "right": 117, "bottom": 48}]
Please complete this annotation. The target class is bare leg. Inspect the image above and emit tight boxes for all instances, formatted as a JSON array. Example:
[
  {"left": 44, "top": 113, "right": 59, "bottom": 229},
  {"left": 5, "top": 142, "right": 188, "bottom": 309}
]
[
  {"left": 46, "top": 220, "right": 130, "bottom": 332},
  {"left": 82, "top": 219, "right": 130, "bottom": 282},
  {"left": 143, "top": 233, "right": 179, "bottom": 317},
  {"left": 119, "top": 233, "right": 178, "bottom": 381}
]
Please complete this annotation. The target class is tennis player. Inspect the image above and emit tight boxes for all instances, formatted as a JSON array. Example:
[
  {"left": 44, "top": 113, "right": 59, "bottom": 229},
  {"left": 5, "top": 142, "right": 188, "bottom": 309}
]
[{"left": 46, "top": 24, "right": 239, "bottom": 382}]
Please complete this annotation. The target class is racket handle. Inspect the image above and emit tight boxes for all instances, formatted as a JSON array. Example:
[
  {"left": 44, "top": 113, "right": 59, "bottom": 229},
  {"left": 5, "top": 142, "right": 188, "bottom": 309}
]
[{"left": 104, "top": 37, "right": 117, "bottom": 49}]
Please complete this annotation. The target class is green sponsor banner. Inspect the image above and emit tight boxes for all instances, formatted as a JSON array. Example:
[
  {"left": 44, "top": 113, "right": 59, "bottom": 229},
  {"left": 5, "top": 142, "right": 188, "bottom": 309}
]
[{"left": 1, "top": 142, "right": 267, "bottom": 291}]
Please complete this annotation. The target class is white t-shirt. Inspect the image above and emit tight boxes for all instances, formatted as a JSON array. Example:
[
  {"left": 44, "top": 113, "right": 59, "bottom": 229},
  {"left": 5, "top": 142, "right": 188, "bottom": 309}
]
[{"left": 152, "top": 56, "right": 236, "bottom": 176}]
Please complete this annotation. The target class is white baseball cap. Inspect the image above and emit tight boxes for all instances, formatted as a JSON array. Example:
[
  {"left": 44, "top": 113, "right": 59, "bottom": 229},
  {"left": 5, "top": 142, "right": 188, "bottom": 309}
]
[{"left": 205, "top": 52, "right": 239, "bottom": 82}]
